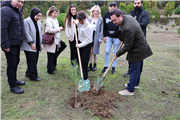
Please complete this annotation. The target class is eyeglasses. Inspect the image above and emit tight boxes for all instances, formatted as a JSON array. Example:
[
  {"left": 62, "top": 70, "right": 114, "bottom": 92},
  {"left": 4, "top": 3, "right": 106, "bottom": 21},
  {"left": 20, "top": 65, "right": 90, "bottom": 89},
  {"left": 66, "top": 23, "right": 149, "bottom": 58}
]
[{"left": 134, "top": 2, "right": 141, "bottom": 5}]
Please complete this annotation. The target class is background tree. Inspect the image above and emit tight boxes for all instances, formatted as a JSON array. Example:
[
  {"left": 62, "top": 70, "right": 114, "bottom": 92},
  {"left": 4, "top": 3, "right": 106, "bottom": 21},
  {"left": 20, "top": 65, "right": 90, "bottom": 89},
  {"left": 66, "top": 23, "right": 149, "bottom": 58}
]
[
  {"left": 163, "top": 1, "right": 175, "bottom": 24},
  {"left": 146, "top": 0, "right": 157, "bottom": 11},
  {"left": 154, "top": 10, "right": 160, "bottom": 24},
  {"left": 142, "top": 1, "right": 147, "bottom": 11}
]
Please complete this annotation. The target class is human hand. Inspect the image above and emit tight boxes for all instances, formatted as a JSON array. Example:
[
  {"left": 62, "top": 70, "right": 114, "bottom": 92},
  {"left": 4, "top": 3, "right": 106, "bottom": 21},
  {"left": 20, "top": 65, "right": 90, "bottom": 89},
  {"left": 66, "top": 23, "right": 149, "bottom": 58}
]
[
  {"left": 41, "top": 44, "right": 43, "bottom": 50},
  {"left": 31, "top": 43, "right": 36, "bottom": 50},
  {"left": 76, "top": 44, "right": 79, "bottom": 48},
  {"left": 60, "top": 27, "right": 63, "bottom": 31},
  {"left": 103, "top": 37, "right": 107, "bottom": 43},
  {"left": 69, "top": 37, "right": 73, "bottom": 42},
  {"left": 113, "top": 54, "right": 117, "bottom": 60},
  {"left": 4, "top": 48, "right": 10, "bottom": 52}
]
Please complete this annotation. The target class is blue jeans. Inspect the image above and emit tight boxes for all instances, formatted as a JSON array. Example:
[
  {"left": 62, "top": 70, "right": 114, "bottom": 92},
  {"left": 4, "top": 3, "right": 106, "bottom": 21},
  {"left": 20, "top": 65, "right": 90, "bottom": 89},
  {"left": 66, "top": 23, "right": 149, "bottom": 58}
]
[
  {"left": 126, "top": 61, "right": 143, "bottom": 92},
  {"left": 104, "top": 37, "right": 120, "bottom": 67}
]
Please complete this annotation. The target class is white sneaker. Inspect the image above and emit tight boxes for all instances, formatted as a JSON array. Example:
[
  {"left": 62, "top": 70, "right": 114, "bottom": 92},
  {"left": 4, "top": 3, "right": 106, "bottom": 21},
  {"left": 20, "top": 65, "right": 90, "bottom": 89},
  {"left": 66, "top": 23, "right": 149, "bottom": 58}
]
[
  {"left": 118, "top": 89, "right": 134, "bottom": 95},
  {"left": 125, "top": 84, "right": 139, "bottom": 89}
]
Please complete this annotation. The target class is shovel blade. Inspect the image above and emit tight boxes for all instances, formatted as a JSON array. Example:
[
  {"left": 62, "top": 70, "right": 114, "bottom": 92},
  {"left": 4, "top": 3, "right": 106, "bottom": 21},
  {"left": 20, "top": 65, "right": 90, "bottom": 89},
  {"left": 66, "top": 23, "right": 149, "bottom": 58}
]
[{"left": 93, "top": 76, "right": 105, "bottom": 91}]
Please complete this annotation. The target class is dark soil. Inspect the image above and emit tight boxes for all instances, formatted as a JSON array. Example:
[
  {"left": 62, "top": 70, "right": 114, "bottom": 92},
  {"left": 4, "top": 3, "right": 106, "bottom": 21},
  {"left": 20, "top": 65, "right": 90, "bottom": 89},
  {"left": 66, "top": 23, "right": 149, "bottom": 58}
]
[
  {"left": 68, "top": 86, "right": 124, "bottom": 119},
  {"left": 153, "top": 31, "right": 178, "bottom": 34}
]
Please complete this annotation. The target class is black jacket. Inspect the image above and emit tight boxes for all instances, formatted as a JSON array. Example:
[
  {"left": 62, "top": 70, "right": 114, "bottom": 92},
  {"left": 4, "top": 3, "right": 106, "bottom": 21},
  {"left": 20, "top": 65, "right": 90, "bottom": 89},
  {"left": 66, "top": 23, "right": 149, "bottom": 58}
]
[
  {"left": 116, "top": 15, "right": 153, "bottom": 63},
  {"left": 1, "top": 1, "right": 24, "bottom": 49},
  {"left": 130, "top": 7, "right": 149, "bottom": 37},
  {"left": 103, "top": 11, "right": 119, "bottom": 38}
]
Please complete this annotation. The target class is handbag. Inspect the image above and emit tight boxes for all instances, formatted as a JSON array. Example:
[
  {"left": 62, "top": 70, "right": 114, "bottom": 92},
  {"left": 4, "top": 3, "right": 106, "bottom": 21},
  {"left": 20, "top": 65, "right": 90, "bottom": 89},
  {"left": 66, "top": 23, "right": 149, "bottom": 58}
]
[
  {"left": 42, "top": 22, "right": 55, "bottom": 45},
  {"left": 42, "top": 32, "right": 54, "bottom": 45}
]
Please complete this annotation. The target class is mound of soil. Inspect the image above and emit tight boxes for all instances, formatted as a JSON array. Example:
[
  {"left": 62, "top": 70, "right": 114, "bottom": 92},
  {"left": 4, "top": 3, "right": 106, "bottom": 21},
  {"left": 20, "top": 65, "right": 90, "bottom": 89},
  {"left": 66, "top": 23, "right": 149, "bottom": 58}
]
[
  {"left": 153, "top": 31, "right": 178, "bottom": 34},
  {"left": 68, "top": 86, "right": 124, "bottom": 119}
]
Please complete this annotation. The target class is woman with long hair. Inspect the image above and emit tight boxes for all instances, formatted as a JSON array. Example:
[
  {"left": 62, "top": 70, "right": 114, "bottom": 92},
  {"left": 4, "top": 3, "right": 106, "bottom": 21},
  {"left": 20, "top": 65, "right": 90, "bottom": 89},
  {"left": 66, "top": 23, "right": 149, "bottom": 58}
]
[
  {"left": 88, "top": 5, "right": 103, "bottom": 71},
  {"left": 43, "top": 6, "right": 66, "bottom": 74},
  {"left": 64, "top": 4, "right": 78, "bottom": 67}
]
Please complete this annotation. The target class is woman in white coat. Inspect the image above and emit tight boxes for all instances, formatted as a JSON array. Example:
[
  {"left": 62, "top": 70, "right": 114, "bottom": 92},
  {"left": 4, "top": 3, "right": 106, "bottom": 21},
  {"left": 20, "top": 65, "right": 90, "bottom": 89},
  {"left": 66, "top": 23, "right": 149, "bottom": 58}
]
[
  {"left": 43, "top": 6, "right": 66, "bottom": 74},
  {"left": 88, "top": 5, "right": 103, "bottom": 71},
  {"left": 21, "top": 7, "right": 43, "bottom": 81}
]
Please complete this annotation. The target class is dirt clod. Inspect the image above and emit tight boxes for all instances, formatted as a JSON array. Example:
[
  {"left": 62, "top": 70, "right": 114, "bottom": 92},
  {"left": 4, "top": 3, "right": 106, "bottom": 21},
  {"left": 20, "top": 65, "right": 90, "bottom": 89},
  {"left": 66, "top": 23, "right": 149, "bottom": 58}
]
[{"left": 69, "top": 86, "right": 123, "bottom": 119}]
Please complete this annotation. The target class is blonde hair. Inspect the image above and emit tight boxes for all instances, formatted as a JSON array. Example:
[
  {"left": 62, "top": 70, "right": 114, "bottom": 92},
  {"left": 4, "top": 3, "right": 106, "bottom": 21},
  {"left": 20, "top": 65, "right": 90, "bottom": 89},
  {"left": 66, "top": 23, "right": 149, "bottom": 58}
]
[
  {"left": 46, "top": 6, "right": 59, "bottom": 17},
  {"left": 90, "top": 5, "right": 101, "bottom": 18}
]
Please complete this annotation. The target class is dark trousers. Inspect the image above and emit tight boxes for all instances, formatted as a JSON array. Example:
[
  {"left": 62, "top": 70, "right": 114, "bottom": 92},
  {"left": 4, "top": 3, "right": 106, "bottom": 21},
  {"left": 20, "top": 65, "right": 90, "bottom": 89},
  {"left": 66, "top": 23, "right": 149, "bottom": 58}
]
[
  {"left": 47, "top": 44, "right": 66, "bottom": 73},
  {"left": 4, "top": 46, "right": 20, "bottom": 88},
  {"left": 126, "top": 61, "right": 143, "bottom": 92},
  {"left": 79, "top": 43, "right": 92, "bottom": 80},
  {"left": 24, "top": 51, "right": 39, "bottom": 79},
  {"left": 69, "top": 40, "right": 78, "bottom": 65}
]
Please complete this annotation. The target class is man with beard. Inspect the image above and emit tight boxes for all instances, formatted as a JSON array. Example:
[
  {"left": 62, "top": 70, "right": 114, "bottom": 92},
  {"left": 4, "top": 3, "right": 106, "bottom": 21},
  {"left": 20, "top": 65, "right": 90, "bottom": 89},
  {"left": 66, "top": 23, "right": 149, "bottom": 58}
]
[
  {"left": 110, "top": 9, "right": 153, "bottom": 95},
  {"left": 124, "top": 0, "right": 149, "bottom": 77}
]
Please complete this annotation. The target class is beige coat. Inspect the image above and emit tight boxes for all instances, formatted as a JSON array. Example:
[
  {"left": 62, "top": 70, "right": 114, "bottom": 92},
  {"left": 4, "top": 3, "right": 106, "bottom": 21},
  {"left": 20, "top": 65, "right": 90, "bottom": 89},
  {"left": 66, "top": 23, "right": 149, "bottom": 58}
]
[
  {"left": 43, "top": 16, "right": 61, "bottom": 53},
  {"left": 65, "top": 17, "right": 75, "bottom": 41}
]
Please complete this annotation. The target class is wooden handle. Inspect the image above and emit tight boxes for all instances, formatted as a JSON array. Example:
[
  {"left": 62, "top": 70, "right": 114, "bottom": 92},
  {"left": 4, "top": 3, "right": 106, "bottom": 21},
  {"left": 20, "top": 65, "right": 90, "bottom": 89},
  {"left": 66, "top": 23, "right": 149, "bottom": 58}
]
[
  {"left": 103, "top": 41, "right": 123, "bottom": 77},
  {"left": 74, "top": 24, "right": 84, "bottom": 78}
]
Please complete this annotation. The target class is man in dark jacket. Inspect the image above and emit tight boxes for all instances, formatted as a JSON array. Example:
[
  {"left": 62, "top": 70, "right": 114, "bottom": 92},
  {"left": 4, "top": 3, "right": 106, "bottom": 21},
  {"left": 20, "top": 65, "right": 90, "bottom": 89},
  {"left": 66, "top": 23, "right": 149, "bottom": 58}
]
[
  {"left": 124, "top": 0, "right": 150, "bottom": 77},
  {"left": 1, "top": 0, "right": 25, "bottom": 94},
  {"left": 102, "top": 2, "right": 121, "bottom": 74},
  {"left": 110, "top": 9, "right": 153, "bottom": 95}
]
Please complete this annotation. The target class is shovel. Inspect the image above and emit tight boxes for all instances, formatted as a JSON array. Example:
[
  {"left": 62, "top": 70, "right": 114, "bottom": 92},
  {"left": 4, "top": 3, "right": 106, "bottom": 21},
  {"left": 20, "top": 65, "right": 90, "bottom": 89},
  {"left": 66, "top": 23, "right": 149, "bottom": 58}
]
[
  {"left": 93, "top": 41, "right": 123, "bottom": 91},
  {"left": 73, "top": 24, "right": 90, "bottom": 92}
]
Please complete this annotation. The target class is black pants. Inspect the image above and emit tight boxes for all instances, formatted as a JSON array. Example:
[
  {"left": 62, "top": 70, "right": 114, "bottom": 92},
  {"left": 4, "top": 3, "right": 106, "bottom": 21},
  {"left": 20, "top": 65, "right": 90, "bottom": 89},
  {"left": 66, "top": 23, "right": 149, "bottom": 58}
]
[
  {"left": 47, "top": 44, "right": 66, "bottom": 73},
  {"left": 4, "top": 46, "right": 20, "bottom": 88},
  {"left": 24, "top": 51, "right": 39, "bottom": 79},
  {"left": 69, "top": 39, "right": 78, "bottom": 65},
  {"left": 79, "top": 43, "right": 92, "bottom": 80}
]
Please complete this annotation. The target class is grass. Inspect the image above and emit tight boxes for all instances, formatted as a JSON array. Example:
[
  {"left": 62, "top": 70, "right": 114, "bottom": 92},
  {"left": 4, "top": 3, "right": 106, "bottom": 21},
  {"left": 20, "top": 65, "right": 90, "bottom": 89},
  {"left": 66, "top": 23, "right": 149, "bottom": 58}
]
[{"left": 1, "top": 24, "right": 180, "bottom": 120}]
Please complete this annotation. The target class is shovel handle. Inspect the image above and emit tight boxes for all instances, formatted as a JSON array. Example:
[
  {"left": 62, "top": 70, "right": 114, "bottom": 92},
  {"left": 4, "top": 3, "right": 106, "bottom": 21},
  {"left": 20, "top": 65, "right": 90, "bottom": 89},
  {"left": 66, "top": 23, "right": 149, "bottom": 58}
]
[
  {"left": 103, "top": 41, "right": 123, "bottom": 77},
  {"left": 74, "top": 23, "right": 84, "bottom": 79}
]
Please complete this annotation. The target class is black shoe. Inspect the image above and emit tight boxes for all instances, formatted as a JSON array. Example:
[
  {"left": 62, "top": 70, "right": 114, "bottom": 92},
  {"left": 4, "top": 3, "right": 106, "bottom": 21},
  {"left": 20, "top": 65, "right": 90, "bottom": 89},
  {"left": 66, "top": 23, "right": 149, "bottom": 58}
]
[
  {"left": 10, "top": 86, "right": 24, "bottom": 94},
  {"left": 92, "top": 66, "right": 96, "bottom": 71},
  {"left": 111, "top": 67, "right": 116, "bottom": 74},
  {"left": 124, "top": 72, "right": 130, "bottom": 77},
  {"left": 48, "top": 72, "right": 55, "bottom": 75},
  {"left": 16, "top": 80, "right": 25, "bottom": 86},
  {"left": 25, "top": 74, "right": 30, "bottom": 78},
  {"left": 31, "top": 77, "right": 40, "bottom": 81},
  {"left": 88, "top": 66, "right": 92, "bottom": 71},
  {"left": 102, "top": 67, "right": 108, "bottom": 73}
]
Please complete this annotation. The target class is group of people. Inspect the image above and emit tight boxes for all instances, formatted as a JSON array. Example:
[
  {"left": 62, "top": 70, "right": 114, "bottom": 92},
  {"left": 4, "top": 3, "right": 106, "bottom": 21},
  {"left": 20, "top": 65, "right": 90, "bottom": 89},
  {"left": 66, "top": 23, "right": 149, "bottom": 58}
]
[{"left": 1, "top": 0, "right": 152, "bottom": 95}]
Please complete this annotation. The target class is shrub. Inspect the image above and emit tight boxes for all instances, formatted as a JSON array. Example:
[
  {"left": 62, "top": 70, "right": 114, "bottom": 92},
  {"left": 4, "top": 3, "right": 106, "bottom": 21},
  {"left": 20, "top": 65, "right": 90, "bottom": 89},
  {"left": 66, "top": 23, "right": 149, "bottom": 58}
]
[
  {"left": 119, "top": 3, "right": 126, "bottom": 12},
  {"left": 148, "top": 10, "right": 153, "bottom": 23},
  {"left": 57, "top": 13, "right": 66, "bottom": 27},
  {"left": 156, "top": 24, "right": 159, "bottom": 27},
  {"left": 142, "top": 1, "right": 147, "bottom": 10},
  {"left": 59, "top": 5, "right": 68, "bottom": 13},
  {"left": 154, "top": 10, "right": 160, "bottom": 23},
  {"left": 178, "top": 27, "right": 180, "bottom": 34},
  {"left": 176, "top": 18, "right": 180, "bottom": 26},
  {"left": 126, "top": 2, "right": 134, "bottom": 14},
  {"left": 100, "top": 5, "right": 108, "bottom": 17},
  {"left": 160, "top": 26, "right": 163, "bottom": 28},
  {"left": 171, "top": 23, "right": 176, "bottom": 27},
  {"left": 174, "top": 5, "right": 180, "bottom": 15},
  {"left": 23, "top": 7, "right": 29, "bottom": 19}
]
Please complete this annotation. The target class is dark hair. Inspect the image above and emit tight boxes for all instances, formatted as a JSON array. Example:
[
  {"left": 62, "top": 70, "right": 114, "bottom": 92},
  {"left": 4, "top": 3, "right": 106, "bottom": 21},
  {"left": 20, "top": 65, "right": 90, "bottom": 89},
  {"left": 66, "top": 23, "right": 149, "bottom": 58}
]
[
  {"left": 110, "top": 9, "right": 124, "bottom": 17},
  {"left": 134, "top": 0, "right": 143, "bottom": 4},
  {"left": 47, "top": 6, "right": 58, "bottom": 16},
  {"left": 64, "top": 4, "right": 77, "bottom": 28},
  {"left": 77, "top": 11, "right": 86, "bottom": 20},
  {"left": 109, "top": 2, "right": 117, "bottom": 7}
]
